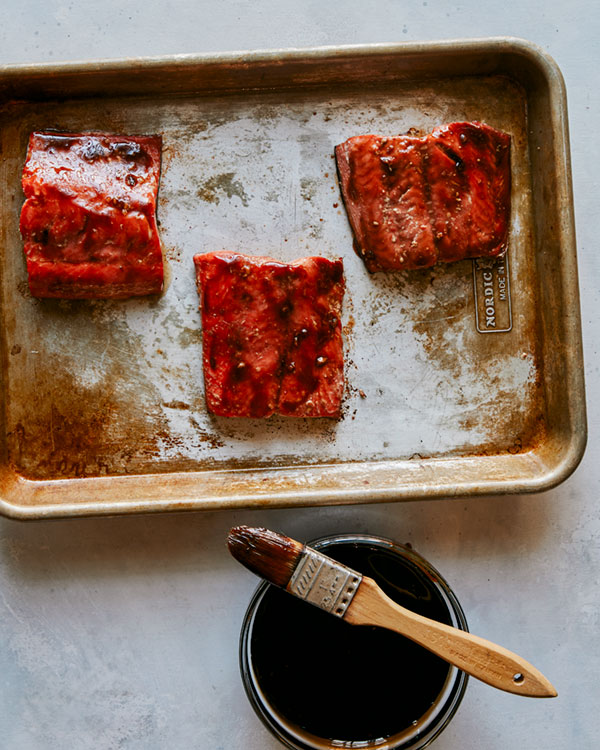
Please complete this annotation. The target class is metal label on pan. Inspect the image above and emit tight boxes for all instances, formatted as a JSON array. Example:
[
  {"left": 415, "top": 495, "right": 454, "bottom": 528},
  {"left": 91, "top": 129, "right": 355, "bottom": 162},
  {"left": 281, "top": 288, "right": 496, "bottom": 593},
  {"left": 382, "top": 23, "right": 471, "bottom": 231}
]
[{"left": 472, "top": 253, "right": 512, "bottom": 333}]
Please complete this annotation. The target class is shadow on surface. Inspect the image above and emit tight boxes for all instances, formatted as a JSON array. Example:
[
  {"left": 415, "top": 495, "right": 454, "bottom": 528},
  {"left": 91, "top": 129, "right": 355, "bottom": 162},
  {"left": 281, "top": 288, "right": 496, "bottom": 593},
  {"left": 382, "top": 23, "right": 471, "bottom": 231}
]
[{"left": 0, "top": 484, "right": 571, "bottom": 585}]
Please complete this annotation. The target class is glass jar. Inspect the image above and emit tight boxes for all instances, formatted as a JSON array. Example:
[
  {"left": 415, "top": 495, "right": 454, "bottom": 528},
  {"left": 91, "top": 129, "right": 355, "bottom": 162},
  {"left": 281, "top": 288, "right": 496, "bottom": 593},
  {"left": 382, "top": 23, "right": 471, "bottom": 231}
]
[{"left": 239, "top": 533, "right": 468, "bottom": 750}]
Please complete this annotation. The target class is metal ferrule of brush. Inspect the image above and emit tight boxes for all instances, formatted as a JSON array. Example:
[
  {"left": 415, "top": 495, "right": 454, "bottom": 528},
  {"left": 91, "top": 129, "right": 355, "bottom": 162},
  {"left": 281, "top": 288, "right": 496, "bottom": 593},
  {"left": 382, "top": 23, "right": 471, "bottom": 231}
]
[{"left": 286, "top": 547, "right": 362, "bottom": 618}]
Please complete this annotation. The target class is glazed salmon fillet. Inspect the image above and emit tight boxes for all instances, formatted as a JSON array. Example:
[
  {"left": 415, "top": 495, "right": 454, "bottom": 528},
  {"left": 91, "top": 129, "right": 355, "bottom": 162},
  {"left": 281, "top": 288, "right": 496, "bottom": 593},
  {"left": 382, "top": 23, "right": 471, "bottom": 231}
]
[
  {"left": 20, "top": 131, "right": 164, "bottom": 298},
  {"left": 335, "top": 122, "right": 511, "bottom": 272},
  {"left": 193, "top": 251, "right": 345, "bottom": 418}
]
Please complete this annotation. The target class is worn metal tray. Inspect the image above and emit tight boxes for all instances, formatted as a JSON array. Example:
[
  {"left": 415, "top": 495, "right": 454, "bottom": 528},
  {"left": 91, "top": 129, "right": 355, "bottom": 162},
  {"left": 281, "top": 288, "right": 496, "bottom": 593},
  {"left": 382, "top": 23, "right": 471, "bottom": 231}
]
[{"left": 0, "top": 38, "right": 586, "bottom": 518}]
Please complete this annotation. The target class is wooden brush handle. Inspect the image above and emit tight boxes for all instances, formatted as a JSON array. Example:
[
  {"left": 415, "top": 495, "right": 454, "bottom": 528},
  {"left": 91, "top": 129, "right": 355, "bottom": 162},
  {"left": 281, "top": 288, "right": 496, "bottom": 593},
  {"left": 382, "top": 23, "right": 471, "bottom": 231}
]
[{"left": 345, "top": 577, "right": 557, "bottom": 698}]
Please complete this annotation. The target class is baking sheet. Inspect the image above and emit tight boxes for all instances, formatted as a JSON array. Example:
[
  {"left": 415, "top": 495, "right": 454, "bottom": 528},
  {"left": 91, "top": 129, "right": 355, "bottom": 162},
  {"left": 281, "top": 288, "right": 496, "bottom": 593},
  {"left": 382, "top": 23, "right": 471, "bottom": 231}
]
[{"left": 0, "top": 39, "right": 586, "bottom": 517}]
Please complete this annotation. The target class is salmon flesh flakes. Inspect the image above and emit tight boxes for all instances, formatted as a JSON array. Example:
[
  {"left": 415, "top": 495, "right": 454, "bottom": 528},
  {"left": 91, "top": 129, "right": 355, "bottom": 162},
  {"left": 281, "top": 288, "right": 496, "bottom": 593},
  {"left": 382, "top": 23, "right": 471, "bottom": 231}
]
[
  {"left": 193, "top": 251, "right": 345, "bottom": 418},
  {"left": 335, "top": 121, "right": 511, "bottom": 272},
  {"left": 20, "top": 131, "right": 164, "bottom": 298}
]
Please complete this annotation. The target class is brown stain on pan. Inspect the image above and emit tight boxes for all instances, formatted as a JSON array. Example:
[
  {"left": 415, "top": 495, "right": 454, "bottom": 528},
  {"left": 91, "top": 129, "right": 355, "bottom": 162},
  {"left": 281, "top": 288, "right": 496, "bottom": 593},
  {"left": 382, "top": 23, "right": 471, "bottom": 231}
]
[
  {"left": 4, "top": 292, "right": 208, "bottom": 479},
  {"left": 5, "top": 314, "right": 181, "bottom": 478},
  {"left": 408, "top": 259, "right": 546, "bottom": 458},
  {"left": 7, "top": 366, "right": 157, "bottom": 479},
  {"left": 7, "top": 363, "right": 225, "bottom": 479},
  {"left": 196, "top": 172, "right": 250, "bottom": 206}
]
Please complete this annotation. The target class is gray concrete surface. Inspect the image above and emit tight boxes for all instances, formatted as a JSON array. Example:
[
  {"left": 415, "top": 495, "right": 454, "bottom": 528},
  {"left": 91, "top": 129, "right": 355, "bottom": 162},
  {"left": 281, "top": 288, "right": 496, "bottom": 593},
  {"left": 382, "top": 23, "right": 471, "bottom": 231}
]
[{"left": 1, "top": 2, "right": 598, "bottom": 748}]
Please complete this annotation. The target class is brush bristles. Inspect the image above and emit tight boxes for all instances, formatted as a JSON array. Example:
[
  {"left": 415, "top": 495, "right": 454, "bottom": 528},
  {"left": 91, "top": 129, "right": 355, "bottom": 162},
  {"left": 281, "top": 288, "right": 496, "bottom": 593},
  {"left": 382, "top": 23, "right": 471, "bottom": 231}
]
[{"left": 227, "top": 526, "right": 304, "bottom": 588}]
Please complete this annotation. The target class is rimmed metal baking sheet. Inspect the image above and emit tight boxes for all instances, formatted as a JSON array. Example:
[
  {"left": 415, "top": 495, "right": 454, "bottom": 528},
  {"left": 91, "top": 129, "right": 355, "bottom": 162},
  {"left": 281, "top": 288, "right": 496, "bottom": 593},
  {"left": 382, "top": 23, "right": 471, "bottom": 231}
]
[{"left": 0, "top": 38, "right": 586, "bottom": 518}]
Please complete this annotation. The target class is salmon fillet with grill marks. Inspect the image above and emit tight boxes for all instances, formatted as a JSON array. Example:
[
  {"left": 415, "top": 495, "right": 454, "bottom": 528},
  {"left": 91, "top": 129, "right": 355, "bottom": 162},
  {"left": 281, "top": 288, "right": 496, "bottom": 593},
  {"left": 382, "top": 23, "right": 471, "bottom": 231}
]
[
  {"left": 20, "top": 131, "right": 164, "bottom": 298},
  {"left": 193, "top": 251, "right": 345, "bottom": 418},
  {"left": 335, "top": 121, "right": 511, "bottom": 272}
]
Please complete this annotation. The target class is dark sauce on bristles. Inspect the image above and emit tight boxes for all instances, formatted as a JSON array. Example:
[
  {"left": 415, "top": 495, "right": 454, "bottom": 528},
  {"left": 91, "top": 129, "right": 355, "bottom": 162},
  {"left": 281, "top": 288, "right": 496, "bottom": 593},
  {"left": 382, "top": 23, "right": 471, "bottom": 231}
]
[{"left": 227, "top": 526, "right": 304, "bottom": 589}]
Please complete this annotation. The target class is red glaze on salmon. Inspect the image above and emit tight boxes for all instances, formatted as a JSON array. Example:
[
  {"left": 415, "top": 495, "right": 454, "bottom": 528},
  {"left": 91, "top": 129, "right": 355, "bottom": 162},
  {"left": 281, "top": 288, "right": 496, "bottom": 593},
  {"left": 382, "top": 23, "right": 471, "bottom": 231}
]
[
  {"left": 20, "top": 132, "right": 164, "bottom": 298},
  {"left": 335, "top": 122, "right": 511, "bottom": 272},
  {"left": 193, "top": 251, "right": 345, "bottom": 418}
]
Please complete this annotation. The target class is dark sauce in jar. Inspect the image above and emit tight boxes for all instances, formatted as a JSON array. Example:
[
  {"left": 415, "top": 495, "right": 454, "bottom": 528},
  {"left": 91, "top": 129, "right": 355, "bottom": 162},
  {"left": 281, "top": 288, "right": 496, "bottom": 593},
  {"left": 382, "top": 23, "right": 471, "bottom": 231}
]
[{"left": 248, "top": 539, "right": 457, "bottom": 745}]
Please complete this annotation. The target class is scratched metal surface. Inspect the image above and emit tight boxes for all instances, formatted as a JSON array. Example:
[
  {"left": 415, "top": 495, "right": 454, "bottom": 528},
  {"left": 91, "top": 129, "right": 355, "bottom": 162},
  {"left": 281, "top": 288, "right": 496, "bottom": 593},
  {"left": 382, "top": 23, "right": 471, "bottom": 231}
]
[{"left": 0, "top": 41, "right": 585, "bottom": 516}]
